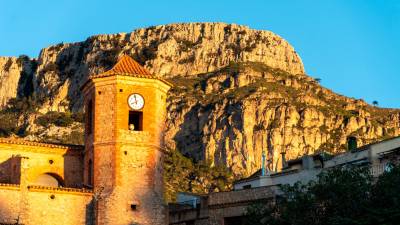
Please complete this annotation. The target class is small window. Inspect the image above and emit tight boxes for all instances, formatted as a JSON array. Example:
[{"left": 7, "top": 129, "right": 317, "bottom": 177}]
[
  {"left": 87, "top": 100, "right": 93, "bottom": 135},
  {"left": 243, "top": 185, "right": 252, "bottom": 189},
  {"left": 129, "top": 111, "right": 143, "bottom": 131}
]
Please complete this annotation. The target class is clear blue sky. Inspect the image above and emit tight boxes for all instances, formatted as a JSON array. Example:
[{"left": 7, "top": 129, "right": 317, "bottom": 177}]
[{"left": 0, "top": 0, "right": 399, "bottom": 108}]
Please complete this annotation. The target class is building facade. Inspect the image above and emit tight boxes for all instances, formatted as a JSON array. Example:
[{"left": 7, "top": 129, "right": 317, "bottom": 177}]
[
  {"left": 0, "top": 55, "right": 171, "bottom": 225},
  {"left": 170, "top": 136, "right": 400, "bottom": 225}
]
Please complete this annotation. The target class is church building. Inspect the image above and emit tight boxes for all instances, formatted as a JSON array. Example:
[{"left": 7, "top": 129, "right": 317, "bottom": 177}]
[{"left": 0, "top": 55, "right": 172, "bottom": 225}]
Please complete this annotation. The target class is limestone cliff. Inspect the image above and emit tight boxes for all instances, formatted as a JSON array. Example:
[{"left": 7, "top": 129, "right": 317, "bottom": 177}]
[
  {"left": 166, "top": 62, "right": 400, "bottom": 175},
  {"left": 0, "top": 23, "right": 399, "bottom": 175},
  {"left": 0, "top": 56, "right": 35, "bottom": 107}
]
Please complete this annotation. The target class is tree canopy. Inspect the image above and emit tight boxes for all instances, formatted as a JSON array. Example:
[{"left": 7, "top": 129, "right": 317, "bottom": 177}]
[
  {"left": 164, "top": 149, "right": 235, "bottom": 202},
  {"left": 245, "top": 165, "right": 400, "bottom": 225}
]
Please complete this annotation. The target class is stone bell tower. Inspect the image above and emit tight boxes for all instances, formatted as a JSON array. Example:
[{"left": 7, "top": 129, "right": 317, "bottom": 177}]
[{"left": 81, "top": 55, "right": 172, "bottom": 225}]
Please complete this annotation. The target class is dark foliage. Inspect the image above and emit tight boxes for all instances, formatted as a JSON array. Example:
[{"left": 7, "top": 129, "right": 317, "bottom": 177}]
[
  {"left": 178, "top": 54, "right": 195, "bottom": 64},
  {"left": 5, "top": 97, "right": 38, "bottom": 114},
  {"left": 136, "top": 40, "right": 159, "bottom": 64},
  {"left": 97, "top": 48, "right": 121, "bottom": 69},
  {"left": 369, "top": 165, "right": 400, "bottom": 224},
  {"left": 41, "top": 62, "right": 59, "bottom": 74},
  {"left": 245, "top": 165, "right": 400, "bottom": 225},
  {"left": 164, "top": 149, "right": 234, "bottom": 202},
  {"left": 0, "top": 97, "right": 39, "bottom": 137},
  {"left": 0, "top": 112, "right": 18, "bottom": 137},
  {"left": 16, "top": 55, "right": 30, "bottom": 66},
  {"left": 35, "top": 111, "right": 80, "bottom": 127}
]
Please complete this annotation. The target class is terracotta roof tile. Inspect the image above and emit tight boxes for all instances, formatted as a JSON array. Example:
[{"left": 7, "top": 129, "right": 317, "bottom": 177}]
[
  {"left": 0, "top": 138, "right": 83, "bottom": 150},
  {"left": 87, "top": 54, "right": 172, "bottom": 87},
  {"left": 90, "top": 55, "right": 152, "bottom": 78}
]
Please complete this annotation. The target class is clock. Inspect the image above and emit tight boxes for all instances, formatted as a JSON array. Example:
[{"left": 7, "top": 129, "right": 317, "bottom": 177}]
[{"left": 128, "top": 93, "right": 144, "bottom": 110}]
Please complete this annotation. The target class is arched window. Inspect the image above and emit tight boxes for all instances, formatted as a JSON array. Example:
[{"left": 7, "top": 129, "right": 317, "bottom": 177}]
[
  {"left": 33, "top": 173, "right": 63, "bottom": 187},
  {"left": 347, "top": 136, "right": 357, "bottom": 151},
  {"left": 88, "top": 159, "right": 93, "bottom": 186}
]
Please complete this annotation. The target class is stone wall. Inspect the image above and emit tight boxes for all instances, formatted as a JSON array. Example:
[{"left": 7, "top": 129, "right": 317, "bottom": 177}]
[
  {"left": 207, "top": 187, "right": 278, "bottom": 225},
  {"left": 0, "top": 140, "right": 91, "bottom": 225},
  {"left": 208, "top": 186, "right": 278, "bottom": 206},
  {"left": 0, "top": 184, "right": 93, "bottom": 225},
  {"left": 0, "top": 140, "right": 84, "bottom": 187},
  {"left": 169, "top": 186, "right": 279, "bottom": 225},
  {"left": 83, "top": 74, "right": 170, "bottom": 225},
  {"left": 0, "top": 184, "right": 21, "bottom": 224}
]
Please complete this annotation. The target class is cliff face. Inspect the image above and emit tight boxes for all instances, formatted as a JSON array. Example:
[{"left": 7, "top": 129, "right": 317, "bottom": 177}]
[
  {"left": 0, "top": 56, "right": 35, "bottom": 107},
  {"left": 166, "top": 63, "right": 400, "bottom": 175},
  {"left": 0, "top": 22, "right": 399, "bottom": 175},
  {"left": 0, "top": 23, "right": 303, "bottom": 111}
]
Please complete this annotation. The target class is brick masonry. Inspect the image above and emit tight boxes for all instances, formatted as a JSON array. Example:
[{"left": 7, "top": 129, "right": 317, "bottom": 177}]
[
  {"left": 0, "top": 56, "right": 171, "bottom": 225},
  {"left": 83, "top": 75, "right": 171, "bottom": 225}
]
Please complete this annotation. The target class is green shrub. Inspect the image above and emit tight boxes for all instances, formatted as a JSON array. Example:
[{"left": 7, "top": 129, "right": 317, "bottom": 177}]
[
  {"left": 244, "top": 165, "right": 400, "bottom": 225},
  {"left": 35, "top": 111, "right": 75, "bottom": 127},
  {"left": 7, "top": 97, "right": 38, "bottom": 113},
  {"left": 48, "top": 43, "right": 64, "bottom": 52},
  {"left": 60, "top": 130, "right": 84, "bottom": 145},
  {"left": 0, "top": 112, "right": 18, "bottom": 137},
  {"left": 16, "top": 55, "right": 30, "bottom": 66},
  {"left": 98, "top": 48, "right": 121, "bottom": 69},
  {"left": 164, "top": 149, "right": 234, "bottom": 202},
  {"left": 178, "top": 54, "right": 195, "bottom": 64},
  {"left": 175, "top": 37, "right": 201, "bottom": 52},
  {"left": 71, "top": 111, "right": 84, "bottom": 123}
]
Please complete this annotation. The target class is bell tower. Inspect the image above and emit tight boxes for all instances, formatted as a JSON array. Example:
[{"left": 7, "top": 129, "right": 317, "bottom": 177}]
[{"left": 82, "top": 55, "right": 172, "bottom": 225}]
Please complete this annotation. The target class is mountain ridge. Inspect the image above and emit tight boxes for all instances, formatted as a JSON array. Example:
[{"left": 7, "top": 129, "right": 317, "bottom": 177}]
[{"left": 0, "top": 22, "right": 398, "bottom": 176}]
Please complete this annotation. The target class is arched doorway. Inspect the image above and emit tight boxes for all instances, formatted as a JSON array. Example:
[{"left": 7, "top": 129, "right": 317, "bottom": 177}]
[{"left": 32, "top": 173, "right": 64, "bottom": 187}]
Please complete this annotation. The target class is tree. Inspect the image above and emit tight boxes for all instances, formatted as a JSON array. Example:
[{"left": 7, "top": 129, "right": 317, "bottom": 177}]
[
  {"left": 164, "top": 149, "right": 234, "bottom": 202},
  {"left": 0, "top": 112, "right": 18, "bottom": 137},
  {"left": 372, "top": 100, "right": 379, "bottom": 106},
  {"left": 163, "top": 149, "right": 194, "bottom": 202},
  {"left": 245, "top": 165, "right": 400, "bottom": 225},
  {"left": 369, "top": 165, "right": 400, "bottom": 224},
  {"left": 245, "top": 166, "right": 378, "bottom": 225},
  {"left": 314, "top": 78, "right": 321, "bottom": 83}
]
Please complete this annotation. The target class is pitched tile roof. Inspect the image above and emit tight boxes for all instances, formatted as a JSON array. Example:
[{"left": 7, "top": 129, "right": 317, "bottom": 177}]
[
  {"left": 87, "top": 54, "right": 172, "bottom": 86},
  {"left": 91, "top": 55, "right": 152, "bottom": 78},
  {"left": 0, "top": 138, "right": 83, "bottom": 150}
]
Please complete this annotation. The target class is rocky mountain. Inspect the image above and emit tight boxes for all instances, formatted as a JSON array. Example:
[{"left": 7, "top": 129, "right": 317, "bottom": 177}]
[{"left": 0, "top": 22, "right": 399, "bottom": 176}]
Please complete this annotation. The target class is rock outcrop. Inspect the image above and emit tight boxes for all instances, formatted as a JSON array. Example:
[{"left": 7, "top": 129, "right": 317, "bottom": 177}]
[
  {"left": 166, "top": 62, "right": 400, "bottom": 175},
  {"left": 0, "top": 22, "right": 399, "bottom": 176},
  {"left": 0, "top": 56, "right": 35, "bottom": 107}
]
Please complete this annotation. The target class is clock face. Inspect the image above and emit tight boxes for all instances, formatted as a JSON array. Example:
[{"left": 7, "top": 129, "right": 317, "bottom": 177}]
[{"left": 128, "top": 93, "right": 144, "bottom": 110}]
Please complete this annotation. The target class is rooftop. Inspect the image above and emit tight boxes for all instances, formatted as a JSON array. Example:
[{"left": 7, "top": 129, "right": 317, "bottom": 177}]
[
  {"left": 0, "top": 138, "right": 83, "bottom": 150},
  {"left": 87, "top": 54, "right": 172, "bottom": 86},
  {"left": 90, "top": 54, "right": 152, "bottom": 79}
]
